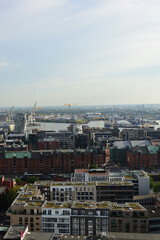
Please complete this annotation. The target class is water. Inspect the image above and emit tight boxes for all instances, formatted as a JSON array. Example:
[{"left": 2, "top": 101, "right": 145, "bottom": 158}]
[
  {"left": 32, "top": 120, "right": 105, "bottom": 132},
  {"left": 29, "top": 120, "right": 160, "bottom": 132}
]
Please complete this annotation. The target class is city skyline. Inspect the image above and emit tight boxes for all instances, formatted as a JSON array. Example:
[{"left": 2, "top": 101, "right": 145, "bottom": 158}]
[{"left": 1, "top": 0, "right": 160, "bottom": 106}]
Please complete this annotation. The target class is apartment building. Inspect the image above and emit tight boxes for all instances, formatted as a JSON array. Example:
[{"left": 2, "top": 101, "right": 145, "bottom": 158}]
[
  {"left": 6, "top": 184, "right": 45, "bottom": 232},
  {"left": 108, "top": 202, "right": 149, "bottom": 233},
  {"left": 42, "top": 202, "right": 71, "bottom": 234},
  {"left": 7, "top": 184, "right": 148, "bottom": 235},
  {"left": 72, "top": 169, "right": 150, "bottom": 196},
  {"left": 96, "top": 181, "right": 133, "bottom": 203},
  {"left": 70, "top": 202, "right": 109, "bottom": 236},
  {"left": 35, "top": 181, "right": 134, "bottom": 203}
]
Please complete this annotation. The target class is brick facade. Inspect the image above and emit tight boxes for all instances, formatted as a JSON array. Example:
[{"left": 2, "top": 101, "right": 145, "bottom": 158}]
[{"left": 0, "top": 150, "right": 105, "bottom": 175}]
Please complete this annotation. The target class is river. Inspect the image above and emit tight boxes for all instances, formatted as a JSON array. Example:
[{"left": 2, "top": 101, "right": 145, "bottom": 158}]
[
  {"left": 30, "top": 120, "right": 105, "bottom": 132},
  {"left": 29, "top": 120, "right": 160, "bottom": 132}
]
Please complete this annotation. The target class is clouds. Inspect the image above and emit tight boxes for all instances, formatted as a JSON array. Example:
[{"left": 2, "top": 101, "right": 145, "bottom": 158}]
[
  {"left": 0, "top": 61, "right": 9, "bottom": 70},
  {"left": 0, "top": 0, "right": 160, "bottom": 106}
]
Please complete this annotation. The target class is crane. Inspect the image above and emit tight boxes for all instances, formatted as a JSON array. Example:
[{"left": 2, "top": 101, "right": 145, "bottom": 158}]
[
  {"left": 64, "top": 103, "right": 78, "bottom": 128},
  {"left": 31, "top": 102, "right": 42, "bottom": 130},
  {"left": 7, "top": 105, "right": 14, "bottom": 122}
]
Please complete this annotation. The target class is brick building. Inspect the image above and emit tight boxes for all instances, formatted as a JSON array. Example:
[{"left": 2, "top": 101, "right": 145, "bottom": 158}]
[
  {"left": 0, "top": 148, "right": 105, "bottom": 175},
  {"left": 127, "top": 146, "right": 159, "bottom": 170},
  {"left": 38, "top": 138, "right": 59, "bottom": 150}
]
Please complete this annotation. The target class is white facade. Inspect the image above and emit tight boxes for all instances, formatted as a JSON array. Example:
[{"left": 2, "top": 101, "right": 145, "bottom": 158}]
[{"left": 42, "top": 207, "right": 71, "bottom": 234}]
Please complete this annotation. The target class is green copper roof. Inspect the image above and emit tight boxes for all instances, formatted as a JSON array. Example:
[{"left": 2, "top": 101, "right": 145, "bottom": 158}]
[
  {"left": 5, "top": 151, "right": 31, "bottom": 159},
  {"left": 147, "top": 146, "right": 159, "bottom": 154}
]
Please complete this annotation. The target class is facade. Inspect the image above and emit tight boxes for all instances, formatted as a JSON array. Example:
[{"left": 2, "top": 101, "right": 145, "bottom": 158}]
[
  {"left": 127, "top": 145, "right": 159, "bottom": 170},
  {"left": 70, "top": 202, "right": 109, "bottom": 236},
  {"left": 74, "top": 133, "right": 88, "bottom": 149},
  {"left": 45, "top": 131, "right": 73, "bottom": 148},
  {"left": 108, "top": 202, "right": 149, "bottom": 233},
  {"left": 35, "top": 181, "right": 133, "bottom": 203},
  {"left": 119, "top": 128, "right": 147, "bottom": 141},
  {"left": 72, "top": 169, "right": 150, "bottom": 196},
  {"left": 96, "top": 182, "right": 133, "bottom": 203},
  {"left": 0, "top": 149, "right": 105, "bottom": 175},
  {"left": 7, "top": 184, "right": 148, "bottom": 235},
  {"left": 42, "top": 202, "right": 71, "bottom": 234},
  {"left": 14, "top": 113, "right": 27, "bottom": 134},
  {"left": 7, "top": 184, "right": 45, "bottom": 232},
  {"left": 38, "top": 138, "right": 59, "bottom": 150}
]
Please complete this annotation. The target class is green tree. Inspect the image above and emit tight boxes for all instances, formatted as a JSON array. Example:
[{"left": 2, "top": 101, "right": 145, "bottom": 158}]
[
  {"left": 89, "top": 164, "right": 98, "bottom": 169},
  {"left": 147, "top": 173, "right": 154, "bottom": 189},
  {"left": 6, "top": 186, "right": 21, "bottom": 206},
  {"left": 27, "top": 176, "right": 39, "bottom": 183},
  {"left": 16, "top": 177, "right": 22, "bottom": 184},
  {"left": 153, "top": 183, "right": 160, "bottom": 193}
]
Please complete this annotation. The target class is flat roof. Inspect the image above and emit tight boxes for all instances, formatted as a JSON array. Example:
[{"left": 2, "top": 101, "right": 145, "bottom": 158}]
[
  {"left": 43, "top": 201, "right": 72, "bottom": 209},
  {"left": 4, "top": 225, "right": 27, "bottom": 239},
  {"left": 35, "top": 181, "right": 132, "bottom": 187}
]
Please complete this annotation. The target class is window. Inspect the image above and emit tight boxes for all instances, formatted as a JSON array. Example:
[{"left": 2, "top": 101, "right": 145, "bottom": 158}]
[
  {"left": 43, "top": 210, "right": 46, "bottom": 215},
  {"left": 31, "top": 209, "right": 34, "bottom": 215},
  {"left": 63, "top": 210, "right": 70, "bottom": 215},
  {"left": 88, "top": 211, "right": 93, "bottom": 215},
  {"left": 73, "top": 210, "right": 78, "bottom": 215},
  {"left": 48, "top": 210, "right": 51, "bottom": 215}
]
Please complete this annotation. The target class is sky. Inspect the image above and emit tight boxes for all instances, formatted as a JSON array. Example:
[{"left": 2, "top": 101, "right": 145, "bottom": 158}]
[{"left": 0, "top": 0, "right": 160, "bottom": 107}]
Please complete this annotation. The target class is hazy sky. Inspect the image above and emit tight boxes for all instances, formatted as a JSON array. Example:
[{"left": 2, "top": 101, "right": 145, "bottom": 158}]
[{"left": 0, "top": 0, "right": 160, "bottom": 107}]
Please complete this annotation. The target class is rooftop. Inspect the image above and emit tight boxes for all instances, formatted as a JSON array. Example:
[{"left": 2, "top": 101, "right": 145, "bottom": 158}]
[
  {"left": 73, "top": 201, "right": 110, "bottom": 209},
  {"left": 35, "top": 181, "right": 132, "bottom": 187},
  {"left": 43, "top": 201, "right": 72, "bottom": 209},
  {"left": 3, "top": 225, "right": 27, "bottom": 240},
  {"left": 110, "top": 202, "right": 145, "bottom": 211}
]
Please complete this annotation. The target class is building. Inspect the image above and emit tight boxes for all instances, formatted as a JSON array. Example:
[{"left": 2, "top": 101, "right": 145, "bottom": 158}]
[
  {"left": 147, "top": 206, "right": 160, "bottom": 233},
  {"left": 119, "top": 128, "right": 147, "bottom": 141},
  {"left": 3, "top": 225, "right": 54, "bottom": 240},
  {"left": 72, "top": 169, "right": 150, "bottom": 196},
  {"left": 0, "top": 148, "right": 105, "bottom": 175},
  {"left": 70, "top": 202, "right": 109, "bottom": 236},
  {"left": 14, "top": 113, "right": 27, "bottom": 134},
  {"left": 38, "top": 138, "right": 59, "bottom": 150},
  {"left": 110, "top": 140, "right": 151, "bottom": 166},
  {"left": 35, "top": 181, "right": 133, "bottom": 203},
  {"left": 44, "top": 131, "right": 73, "bottom": 148},
  {"left": 7, "top": 184, "right": 45, "bottom": 232},
  {"left": 74, "top": 133, "right": 88, "bottom": 149},
  {"left": 7, "top": 184, "right": 148, "bottom": 235},
  {"left": 127, "top": 145, "right": 159, "bottom": 170},
  {"left": 108, "top": 202, "right": 149, "bottom": 233}
]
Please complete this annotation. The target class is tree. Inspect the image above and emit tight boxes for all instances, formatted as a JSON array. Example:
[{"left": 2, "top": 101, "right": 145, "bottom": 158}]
[
  {"left": 6, "top": 186, "right": 21, "bottom": 206},
  {"left": 16, "top": 177, "right": 22, "bottom": 184},
  {"left": 27, "top": 176, "right": 39, "bottom": 183},
  {"left": 153, "top": 183, "right": 160, "bottom": 193},
  {"left": 89, "top": 164, "right": 98, "bottom": 169},
  {"left": 147, "top": 173, "right": 154, "bottom": 189}
]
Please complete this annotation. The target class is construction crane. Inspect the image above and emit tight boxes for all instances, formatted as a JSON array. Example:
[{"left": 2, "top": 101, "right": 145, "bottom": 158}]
[
  {"left": 7, "top": 105, "right": 14, "bottom": 122},
  {"left": 64, "top": 103, "right": 78, "bottom": 128},
  {"left": 31, "top": 102, "right": 42, "bottom": 130}
]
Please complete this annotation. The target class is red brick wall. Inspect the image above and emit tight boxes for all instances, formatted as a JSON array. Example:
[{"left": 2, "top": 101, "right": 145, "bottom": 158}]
[
  {"left": 0, "top": 151, "right": 105, "bottom": 175},
  {"left": 127, "top": 151, "right": 159, "bottom": 170}
]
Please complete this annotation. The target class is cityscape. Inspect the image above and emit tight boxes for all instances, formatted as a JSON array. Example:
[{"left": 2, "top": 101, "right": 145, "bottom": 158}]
[
  {"left": 0, "top": 104, "right": 160, "bottom": 239},
  {"left": 1, "top": 0, "right": 160, "bottom": 239}
]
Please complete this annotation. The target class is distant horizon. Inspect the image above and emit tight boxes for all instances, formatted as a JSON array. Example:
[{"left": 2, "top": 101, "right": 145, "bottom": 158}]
[{"left": 1, "top": 103, "right": 160, "bottom": 109}]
